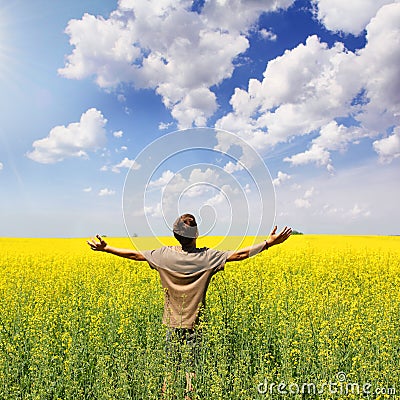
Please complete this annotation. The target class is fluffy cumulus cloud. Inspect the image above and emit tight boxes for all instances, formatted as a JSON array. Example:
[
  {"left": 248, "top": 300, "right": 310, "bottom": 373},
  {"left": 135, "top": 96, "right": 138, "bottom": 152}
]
[
  {"left": 59, "top": 0, "right": 294, "bottom": 128},
  {"left": 111, "top": 157, "right": 141, "bottom": 173},
  {"left": 145, "top": 167, "right": 224, "bottom": 222},
  {"left": 57, "top": 1, "right": 400, "bottom": 170},
  {"left": 143, "top": 165, "right": 263, "bottom": 233},
  {"left": 159, "top": 122, "right": 173, "bottom": 130},
  {"left": 347, "top": 203, "right": 371, "bottom": 219},
  {"left": 294, "top": 186, "right": 315, "bottom": 208},
  {"left": 285, "top": 122, "right": 368, "bottom": 172},
  {"left": 98, "top": 188, "right": 115, "bottom": 196},
  {"left": 216, "top": 35, "right": 360, "bottom": 147},
  {"left": 312, "top": 0, "right": 397, "bottom": 35},
  {"left": 373, "top": 126, "right": 400, "bottom": 162},
  {"left": 294, "top": 198, "right": 311, "bottom": 209},
  {"left": 259, "top": 28, "right": 277, "bottom": 41},
  {"left": 272, "top": 171, "right": 291, "bottom": 186},
  {"left": 148, "top": 167, "right": 223, "bottom": 196},
  {"left": 216, "top": 2, "right": 400, "bottom": 167},
  {"left": 356, "top": 3, "right": 400, "bottom": 132},
  {"left": 27, "top": 108, "right": 107, "bottom": 164},
  {"left": 284, "top": 144, "right": 331, "bottom": 168},
  {"left": 144, "top": 202, "right": 163, "bottom": 218},
  {"left": 113, "top": 130, "right": 123, "bottom": 138},
  {"left": 148, "top": 170, "right": 175, "bottom": 188},
  {"left": 223, "top": 161, "right": 243, "bottom": 174}
]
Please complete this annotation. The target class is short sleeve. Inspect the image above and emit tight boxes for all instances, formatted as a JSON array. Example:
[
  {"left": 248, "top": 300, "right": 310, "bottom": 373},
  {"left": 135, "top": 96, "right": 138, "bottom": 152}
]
[
  {"left": 207, "top": 249, "right": 235, "bottom": 273},
  {"left": 142, "top": 248, "right": 162, "bottom": 270}
]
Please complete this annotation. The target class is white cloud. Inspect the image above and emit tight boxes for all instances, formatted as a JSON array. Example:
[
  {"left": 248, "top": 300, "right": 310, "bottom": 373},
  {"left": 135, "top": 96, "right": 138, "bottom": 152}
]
[
  {"left": 348, "top": 203, "right": 361, "bottom": 217},
  {"left": 113, "top": 130, "right": 123, "bottom": 138},
  {"left": 273, "top": 162, "right": 399, "bottom": 234},
  {"left": 312, "top": 0, "right": 397, "bottom": 35},
  {"left": 216, "top": 3, "right": 400, "bottom": 168},
  {"left": 272, "top": 171, "right": 291, "bottom": 186},
  {"left": 83, "top": 187, "right": 92, "bottom": 192},
  {"left": 185, "top": 185, "right": 212, "bottom": 198},
  {"left": 0, "top": 162, "right": 3, "bottom": 171},
  {"left": 100, "top": 165, "right": 108, "bottom": 171},
  {"left": 304, "top": 187, "right": 315, "bottom": 199},
  {"left": 283, "top": 122, "right": 370, "bottom": 171},
  {"left": 201, "top": 0, "right": 294, "bottom": 32},
  {"left": 314, "top": 122, "right": 368, "bottom": 152},
  {"left": 27, "top": 108, "right": 107, "bottom": 164},
  {"left": 59, "top": 12, "right": 141, "bottom": 86},
  {"left": 98, "top": 188, "right": 115, "bottom": 196},
  {"left": 159, "top": 121, "right": 173, "bottom": 130},
  {"left": 151, "top": 167, "right": 223, "bottom": 199},
  {"left": 294, "top": 198, "right": 311, "bottom": 209},
  {"left": 347, "top": 203, "right": 371, "bottom": 219},
  {"left": 223, "top": 161, "right": 244, "bottom": 174},
  {"left": 168, "top": 87, "right": 218, "bottom": 128},
  {"left": 356, "top": 3, "right": 400, "bottom": 132},
  {"left": 148, "top": 170, "right": 175, "bottom": 188},
  {"left": 144, "top": 203, "right": 163, "bottom": 218},
  {"left": 146, "top": 167, "right": 231, "bottom": 212},
  {"left": 322, "top": 203, "right": 341, "bottom": 215},
  {"left": 293, "top": 186, "right": 315, "bottom": 209},
  {"left": 259, "top": 28, "right": 277, "bottom": 41},
  {"left": 284, "top": 144, "right": 331, "bottom": 167},
  {"left": 120, "top": 145, "right": 128, "bottom": 151},
  {"left": 205, "top": 184, "right": 239, "bottom": 207},
  {"left": 117, "top": 94, "right": 126, "bottom": 102},
  {"left": 216, "top": 35, "right": 360, "bottom": 149},
  {"left": 373, "top": 126, "right": 400, "bottom": 163},
  {"left": 188, "top": 167, "right": 222, "bottom": 185},
  {"left": 111, "top": 157, "right": 141, "bottom": 173},
  {"left": 320, "top": 202, "right": 371, "bottom": 219},
  {"left": 59, "top": 0, "right": 294, "bottom": 128},
  {"left": 144, "top": 166, "right": 264, "bottom": 230},
  {"left": 278, "top": 211, "right": 289, "bottom": 217}
]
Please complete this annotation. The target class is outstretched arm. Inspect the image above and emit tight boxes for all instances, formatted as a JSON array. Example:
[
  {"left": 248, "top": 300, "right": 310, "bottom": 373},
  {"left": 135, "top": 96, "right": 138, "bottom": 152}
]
[
  {"left": 87, "top": 235, "right": 147, "bottom": 261},
  {"left": 226, "top": 226, "right": 292, "bottom": 262}
]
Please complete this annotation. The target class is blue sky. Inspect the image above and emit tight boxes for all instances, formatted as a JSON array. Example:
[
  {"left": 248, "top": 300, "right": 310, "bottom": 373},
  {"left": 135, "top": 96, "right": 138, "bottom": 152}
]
[{"left": 0, "top": 0, "right": 399, "bottom": 238}]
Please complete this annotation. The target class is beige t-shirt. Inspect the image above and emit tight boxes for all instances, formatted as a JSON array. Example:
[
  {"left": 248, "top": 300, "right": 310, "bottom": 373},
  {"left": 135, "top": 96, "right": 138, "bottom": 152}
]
[{"left": 143, "top": 246, "right": 234, "bottom": 328}]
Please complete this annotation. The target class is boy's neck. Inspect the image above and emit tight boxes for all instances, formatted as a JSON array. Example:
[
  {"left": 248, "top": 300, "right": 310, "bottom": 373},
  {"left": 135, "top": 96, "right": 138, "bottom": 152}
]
[{"left": 182, "top": 240, "right": 196, "bottom": 251}]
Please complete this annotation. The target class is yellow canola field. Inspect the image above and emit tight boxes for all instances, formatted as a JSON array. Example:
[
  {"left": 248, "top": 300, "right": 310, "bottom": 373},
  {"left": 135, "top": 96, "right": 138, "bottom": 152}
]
[{"left": 0, "top": 235, "right": 399, "bottom": 399}]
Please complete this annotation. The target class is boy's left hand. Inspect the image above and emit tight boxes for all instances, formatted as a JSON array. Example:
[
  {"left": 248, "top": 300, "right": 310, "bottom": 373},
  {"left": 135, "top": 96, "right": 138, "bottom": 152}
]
[{"left": 87, "top": 235, "right": 108, "bottom": 251}]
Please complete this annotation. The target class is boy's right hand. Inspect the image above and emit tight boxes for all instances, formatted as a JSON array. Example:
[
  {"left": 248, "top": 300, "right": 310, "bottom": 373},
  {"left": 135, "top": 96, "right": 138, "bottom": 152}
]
[{"left": 266, "top": 226, "right": 292, "bottom": 247}]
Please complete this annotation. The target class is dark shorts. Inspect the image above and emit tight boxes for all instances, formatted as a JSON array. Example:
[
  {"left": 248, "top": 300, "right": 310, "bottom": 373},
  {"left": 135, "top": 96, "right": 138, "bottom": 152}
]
[{"left": 165, "top": 328, "right": 201, "bottom": 371}]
